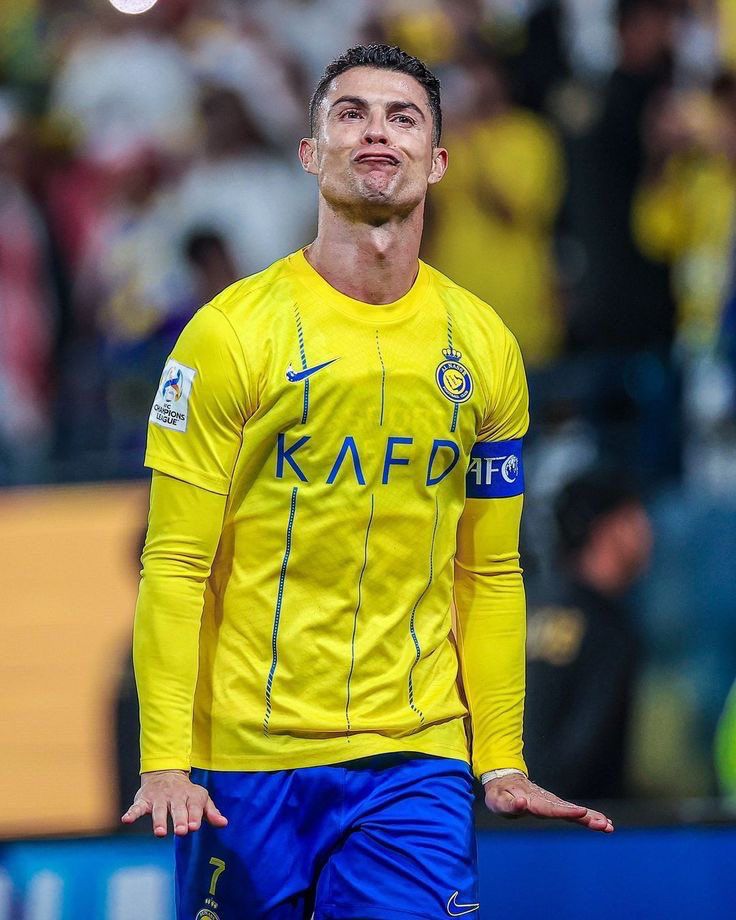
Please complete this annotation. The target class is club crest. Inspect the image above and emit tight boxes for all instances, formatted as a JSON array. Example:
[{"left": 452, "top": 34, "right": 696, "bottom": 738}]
[{"left": 436, "top": 346, "right": 473, "bottom": 403}]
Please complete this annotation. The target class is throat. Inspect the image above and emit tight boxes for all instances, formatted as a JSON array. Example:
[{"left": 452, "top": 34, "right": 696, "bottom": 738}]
[{"left": 306, "top": 215, "right": 422, "bottom": 304}]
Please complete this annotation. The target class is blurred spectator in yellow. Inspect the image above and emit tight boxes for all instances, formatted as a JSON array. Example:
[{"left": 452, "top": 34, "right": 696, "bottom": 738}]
[
  {"left": 633, "top": 73, "right": 736, "bottom": 350},
  {"left": 175, "top": 83, "right": 314, "bottom": 277},
  {"left": 632, "top": 70, "right": 736, "bottom": 494},
  {"left": 524, "top": 469, "right": 653, "bottom": 800},
  {"left": 381, "top": 0, "right": 490, "bottom": 67},
  {"left": 381, "top": 1, "right": 457, "bottom": 66},
  {"left": 426, "top": 55, "right": 565, "bottom": 368},
  {"left": 0, "top": 92, "right": 57, "bottom": 482},
  {"left": 566, "top": 0, "right": 679, "bottom": 353}
]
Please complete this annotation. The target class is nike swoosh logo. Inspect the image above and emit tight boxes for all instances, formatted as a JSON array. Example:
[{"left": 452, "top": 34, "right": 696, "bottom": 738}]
[
  {"left": 446, "top": 891, "right": 480, "bottom": 916},
  {"left": 286, "top": 358, "right": 338, "bottom": 383}
]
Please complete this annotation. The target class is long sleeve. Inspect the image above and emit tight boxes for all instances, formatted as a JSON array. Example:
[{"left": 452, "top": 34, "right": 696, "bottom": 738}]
[
  {"left": 136, "top": 298, "right": 250, "bottom": 772},
  {"left": 453, "top": 326, "right": 529, "bottom": 779},
  {"left": 454, "top": 494, "right": 527, "bottom": 777},
  {"left": 133, "top": 471, "right": 227, "bottom": 772}
]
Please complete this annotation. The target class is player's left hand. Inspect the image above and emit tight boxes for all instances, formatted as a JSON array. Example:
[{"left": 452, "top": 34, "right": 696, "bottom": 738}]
[{"left": 483, "top": 774, "right": 614, "bottom": 833}]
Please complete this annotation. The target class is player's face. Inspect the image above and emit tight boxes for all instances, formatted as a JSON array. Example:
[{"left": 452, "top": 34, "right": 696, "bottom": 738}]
[{"left": 300, "top": 67, "right": 447, "bottom": 221}]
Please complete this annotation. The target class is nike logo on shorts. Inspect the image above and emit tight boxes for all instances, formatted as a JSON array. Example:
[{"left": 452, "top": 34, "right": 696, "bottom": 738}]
[
  {"left": 286, "top": 358, "right": 338, "bottom": 383},
  {"left": 446, "top": 891, "right": 480, "bottom": 916}
]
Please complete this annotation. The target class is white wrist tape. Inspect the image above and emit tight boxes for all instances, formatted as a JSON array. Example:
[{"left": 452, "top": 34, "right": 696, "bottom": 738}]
[{"left": 481, "top": 767, "right": 526, "bottom": 785}]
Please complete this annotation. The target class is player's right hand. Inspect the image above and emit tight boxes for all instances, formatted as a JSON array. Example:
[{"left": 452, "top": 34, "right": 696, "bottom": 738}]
[{"left": 121, "top": 769, "right": 228, "bottom": 837}]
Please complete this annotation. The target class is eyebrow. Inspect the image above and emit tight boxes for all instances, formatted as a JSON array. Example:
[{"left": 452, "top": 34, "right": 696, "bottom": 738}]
[{"left": 330, "top": 95, "right": 426, "bottom": 120}]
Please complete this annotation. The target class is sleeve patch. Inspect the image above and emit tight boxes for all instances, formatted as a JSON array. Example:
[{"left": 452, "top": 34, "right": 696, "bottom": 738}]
[
  {"left": 149, "top": 360, "right": 197, "bottom": 433},
  {"left": 466, "top": 439, "right": 524, "bottom": 498}
]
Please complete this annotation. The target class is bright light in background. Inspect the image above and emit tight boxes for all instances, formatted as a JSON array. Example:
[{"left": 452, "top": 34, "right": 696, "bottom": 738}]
[{"left": 108, "top": 0, "right": 159, "bottom": 13}]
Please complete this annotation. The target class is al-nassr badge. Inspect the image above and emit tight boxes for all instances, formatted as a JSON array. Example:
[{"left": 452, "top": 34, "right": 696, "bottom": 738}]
[{"left": 436, "top": 346, "right": 473, "bottom": 403}]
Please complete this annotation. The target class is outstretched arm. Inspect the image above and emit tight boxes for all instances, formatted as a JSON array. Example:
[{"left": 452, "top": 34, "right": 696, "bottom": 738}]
[
  {"left": 454, "top": 491, "right": 613, "bottom": 834},
  {"left": 124, "top": 301, "right": 251, "bottom": 835},
  {"left": 133, "top": 470, "right": 226, "bottom": 773},
  {"left": 122, "top": 471, "right": 230, "bottom": 836},
  {"left": 454, "top": 493, "right": 527, "bottom": 777},
  {"left": 454, "top": 326, "right": 612, "bottom": 832}
]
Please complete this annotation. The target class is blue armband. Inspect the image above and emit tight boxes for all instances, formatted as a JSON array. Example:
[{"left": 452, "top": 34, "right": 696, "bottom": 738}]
[{"left": 465, "top": 439, "right": 524, "bottom": 498}]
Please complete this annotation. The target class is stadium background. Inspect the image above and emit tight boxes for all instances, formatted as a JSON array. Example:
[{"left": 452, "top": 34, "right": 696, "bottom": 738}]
[{"left": 1, "top": 0, "right": 736, "bottom": 916}]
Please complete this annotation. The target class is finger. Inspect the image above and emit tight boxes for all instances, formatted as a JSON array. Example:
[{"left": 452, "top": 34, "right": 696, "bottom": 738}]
[
  {"left": 152, "top": 799, "right": 169, "bottom": 837},
  {"left": 204, "top": 797, "right": 228, "bottom": 827},
  {"left": 524, "top": 791, "right": 588, "bottom": 820},
  {"left": 498, "top": 781, "right": 611, "bottom": 830},
  {"left": 170, "top": 798, "right": 190, "bottom": 836},
  {"left": 577, "top": 808, "right": 615, "bottom": 833},
  {"left": 121, "top": 800, "right": 151, "bottom": 823},
  {"left": 187, "top": 796, "right": 205, "bottom": 831}
]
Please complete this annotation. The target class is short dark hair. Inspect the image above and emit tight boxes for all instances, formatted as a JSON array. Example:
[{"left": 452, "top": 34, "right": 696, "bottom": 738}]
[{"left": 309, "top": 44, "right": 442, "bottom": 146}]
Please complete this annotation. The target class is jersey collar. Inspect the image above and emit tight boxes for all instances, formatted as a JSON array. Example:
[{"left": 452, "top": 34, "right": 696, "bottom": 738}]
[{"left": 287, "top": 248, "right": 428, "bottom": 325}]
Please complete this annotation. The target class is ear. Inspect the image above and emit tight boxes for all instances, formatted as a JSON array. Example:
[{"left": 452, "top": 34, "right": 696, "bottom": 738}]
[
  {"left": 427, "top": 146, "right": 448, "bottom": 186},
  {"left": 299, "top": 137, "right": 318, "bottom": 176}
]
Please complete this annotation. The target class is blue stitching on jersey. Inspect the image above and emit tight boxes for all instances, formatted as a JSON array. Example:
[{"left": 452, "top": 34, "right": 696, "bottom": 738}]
[
  {"left": 407, "top": 493, "right": 439, "bottom": 724},
  {"left": 345, "top": 493, "right": 375, "bottom": 738},
  {"left": 375, "top": 331, "right": 386, "bottom": 427},
  {"left": 447, "top": 312, "right": 460, "bottom": 433},
  {"left": 263, "top": 485, "right": 299, "bottom": 735},
  {"left": 451, "top": 403, "right": 459, "bottom": 433},
  {"left": 294, "top": 305, "right": 309, "bottom": 424}
]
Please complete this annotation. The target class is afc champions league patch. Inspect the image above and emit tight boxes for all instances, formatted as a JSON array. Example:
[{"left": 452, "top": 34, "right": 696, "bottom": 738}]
[
  {"left": 435, "top": 346, "right": 473, "bottom": 404},
  {"left": 466, "top": 439, "right": 524, "bottom": 498},
  {"left": 149, "top": 359, "right": 196, "bottom": 432}
]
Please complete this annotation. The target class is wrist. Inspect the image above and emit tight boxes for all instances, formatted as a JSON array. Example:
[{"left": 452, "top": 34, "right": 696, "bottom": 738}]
[
  {"left": 141, "top": 769, "right": 189, "bottom": 779},
  {"left": 481, "top": 767, "right": 526, "bottom": 786}
]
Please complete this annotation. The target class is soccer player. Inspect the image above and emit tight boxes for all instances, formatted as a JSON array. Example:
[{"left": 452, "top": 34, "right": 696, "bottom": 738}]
[{"left": 123, "top": 44, "right": 613, "bottom": 919}]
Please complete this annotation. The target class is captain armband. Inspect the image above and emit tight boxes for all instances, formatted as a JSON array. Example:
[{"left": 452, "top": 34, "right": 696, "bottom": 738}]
[{"left": 465, "top": 439, "right": 524, "bottom": 499}]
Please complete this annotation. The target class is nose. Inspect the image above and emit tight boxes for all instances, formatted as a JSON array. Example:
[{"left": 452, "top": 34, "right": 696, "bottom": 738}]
[{"left": 362, "top": 110, "right": 388, "bottom": 145}]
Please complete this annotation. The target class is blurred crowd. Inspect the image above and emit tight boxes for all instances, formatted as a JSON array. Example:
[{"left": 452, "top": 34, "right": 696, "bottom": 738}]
[
  {"left": 1, "top": 0, "right": 735, "bottom": 485},
  {"left": 2, "top": 0, "right": 736, "bottom": 801}
]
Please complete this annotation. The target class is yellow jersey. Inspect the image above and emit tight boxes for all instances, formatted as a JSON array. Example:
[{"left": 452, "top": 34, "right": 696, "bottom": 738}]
[{"left": 136, "top": 248, "right": 528, "bottom": 777}]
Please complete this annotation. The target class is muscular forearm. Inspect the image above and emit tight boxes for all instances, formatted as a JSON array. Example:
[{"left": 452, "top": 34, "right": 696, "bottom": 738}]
[
  {"left": 454, "top": 494, "right": 527, "bottom": 778},
  {"left": 133, "top": 471, "right": 227, "bottom": 772}
]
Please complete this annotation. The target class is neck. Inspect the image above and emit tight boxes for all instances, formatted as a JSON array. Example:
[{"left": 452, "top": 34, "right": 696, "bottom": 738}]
[{"left": 304, "top": 198, "right": 425, "bottom": 304}]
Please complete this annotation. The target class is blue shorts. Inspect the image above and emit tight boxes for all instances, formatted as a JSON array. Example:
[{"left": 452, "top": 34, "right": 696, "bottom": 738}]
[{"left": 175, "top": 754, "right": 479, "bottom": 919}]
